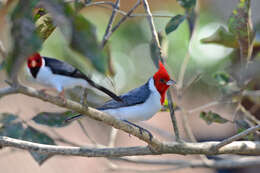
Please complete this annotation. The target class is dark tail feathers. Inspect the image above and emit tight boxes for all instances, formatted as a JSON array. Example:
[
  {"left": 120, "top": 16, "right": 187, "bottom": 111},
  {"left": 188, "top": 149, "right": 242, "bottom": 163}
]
[{"left": 83, "top": 76, "right": 122, "bottom": 102}]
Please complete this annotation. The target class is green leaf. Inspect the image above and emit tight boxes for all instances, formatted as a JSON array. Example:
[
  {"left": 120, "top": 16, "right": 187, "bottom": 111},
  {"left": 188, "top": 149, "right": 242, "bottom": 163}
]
[
  {"left": 213, "top": 72, "right": 231, "bottom": 86},
  {"left": 32, "top": 111, "right": 74, "bottom": 127},
  {"left": 22, "top": 126, "right": 55, "bottom": 165},
  {"left": 35, "top": 14, "right": 56, "bottom": 41},
  {"left": 228, "top": 0, "right": 254, "bottom": 61},
  {"left": 0, "top": 113, "right": 24, "bottom": 139},
  {"left": 0, "top": 113, "right": 17, "bottom": 124},
  {"left": 6, "top": 0, "right": 42, "bottom": 78},
  {"left": 200, "top": 111, "right": 229, "bottom": 125},
  {"left": 176, "top": 0, "right": 196, "bottom": 9},
  {"left": 201, "top": 26, "right": 239, "bottom": 48},
  {"left": 165, "top": 15, "right": 186, "bottom": 35},
  {"left": 0, "top": 122, "right": 24, "bottom": 139}
]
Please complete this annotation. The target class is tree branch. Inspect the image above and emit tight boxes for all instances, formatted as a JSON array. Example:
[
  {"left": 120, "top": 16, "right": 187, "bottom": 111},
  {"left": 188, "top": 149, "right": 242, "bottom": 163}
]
[
  {"left": 2, "top": 83, "right": 162, "bottom": 150},
  {"left": 1, "top": 136, "right": 260, "bottom": 157},
  {"left": 101, "top": 0, "right": 120, "bottom": 47},
  {"left": 113, "top": 156, "right": 260, "bottom": 169},
  {"left": 214, "top": 124, "right": 260, "bottom": 150}
]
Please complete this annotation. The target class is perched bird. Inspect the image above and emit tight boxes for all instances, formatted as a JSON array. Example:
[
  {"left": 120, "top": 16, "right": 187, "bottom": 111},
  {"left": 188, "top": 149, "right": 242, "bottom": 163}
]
[
  {"left": 67, "top": 61, "right": 175, "bottom": 124},
  {"left": 26, "top": 53, "right": 122, "bottom": 102}
]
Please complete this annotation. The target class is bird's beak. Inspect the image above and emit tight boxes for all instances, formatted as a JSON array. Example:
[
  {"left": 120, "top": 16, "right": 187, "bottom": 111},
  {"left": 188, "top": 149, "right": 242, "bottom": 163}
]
[{"left": 166, "top": 79, "right": 176, "bottom": 86}]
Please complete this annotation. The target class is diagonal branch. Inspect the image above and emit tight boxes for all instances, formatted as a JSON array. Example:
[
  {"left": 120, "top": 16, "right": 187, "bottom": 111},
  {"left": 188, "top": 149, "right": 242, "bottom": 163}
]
[
  {"left": 1, "top": 83, "right": 162, "bottom": 150},
  {"left": 101, "top": 0, "right": 120, "bottom": 47},
  {"left": 214, "top": 124, "right": 260, "bottom": 150}
]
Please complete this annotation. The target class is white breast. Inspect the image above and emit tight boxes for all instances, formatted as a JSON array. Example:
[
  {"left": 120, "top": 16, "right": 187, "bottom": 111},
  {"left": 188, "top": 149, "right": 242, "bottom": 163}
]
[{"left": 102, "top": 78, "right": 162, "bottom": 122}]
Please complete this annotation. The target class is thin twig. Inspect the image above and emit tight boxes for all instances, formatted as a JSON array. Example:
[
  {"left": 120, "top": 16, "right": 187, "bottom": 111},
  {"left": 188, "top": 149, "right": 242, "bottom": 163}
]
[
  {"left": 167, "top": 90, "right": 180, "bottom": 141},
  {"left": 239, "top": 104, "right": 260, "bottom": 125},
  {"left": 101, "top": 0, "right": 120, "bottom": 47},
  {"left": 176, "top": 3, "right": 198, "bottom": 96},
  {"left": 142, "top": 0, "right": 180, "bottom": 140},
  {"left": 214, "top": 124, "right": 260, "bottom": 150},
  {"left": 188, "top": 100, "right": 233, "bottom": 114},
  {"left": 109, "top": 0, "right": 142, "bottom": 41},
  {"left": 77, "top": 120, "right": 97, "bottom": 145},
  {"left": 84, "top": 1, "right": 175, "bottom": 18}
]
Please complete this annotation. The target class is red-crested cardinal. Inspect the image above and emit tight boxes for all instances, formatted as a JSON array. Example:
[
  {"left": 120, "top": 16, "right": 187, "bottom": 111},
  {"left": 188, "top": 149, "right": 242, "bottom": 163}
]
[
  {"left": 26, "top": 53, "right": 122, "bottom": 102},
  {"left": 67, "top": 61, "right": 175, "bottom": 126}
]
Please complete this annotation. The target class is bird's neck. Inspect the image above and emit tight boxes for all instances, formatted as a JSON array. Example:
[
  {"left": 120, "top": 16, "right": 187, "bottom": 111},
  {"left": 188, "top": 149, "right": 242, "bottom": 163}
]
[{"left": 148, "top": 78, "right": 166, "bottom": 105}]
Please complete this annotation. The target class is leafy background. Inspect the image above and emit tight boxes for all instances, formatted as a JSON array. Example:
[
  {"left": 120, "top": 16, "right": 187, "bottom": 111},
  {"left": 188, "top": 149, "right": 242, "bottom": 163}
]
[{"left": 1, "top": 0, "right": 260, "bottom": 172}]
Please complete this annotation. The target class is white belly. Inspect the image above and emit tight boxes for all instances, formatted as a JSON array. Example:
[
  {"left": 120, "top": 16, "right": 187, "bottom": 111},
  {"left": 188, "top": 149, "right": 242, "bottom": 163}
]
[
  {"left": 28, "top": 66, "right": 89, "bottom": 92},
  {"left": 102, "top": 89, "right": 162, "bottom": 122}
]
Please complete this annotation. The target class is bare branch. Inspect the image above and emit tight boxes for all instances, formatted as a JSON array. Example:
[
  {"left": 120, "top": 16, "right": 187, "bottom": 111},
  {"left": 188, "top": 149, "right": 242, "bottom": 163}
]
[
  {"left": 84, "top": 1, "right": 175, "bottom": 18},
  {"left": 2, "top": 136, "right": 260, "bottom": 157},
  {"left": 109, "top": 0, "right": 142, "bottom": 39},
  {"left": 167, "top": 90, "right": 180, "bottom": 141},
  {"left": 0, "top": 87, "right": 17, "bottom": 98},
  {"left": 101, "top": 0, "right": 120, "bottom": 47},
  {"left": 77, "top": 120, "right": 97, "bottom": 145},
  {"left": 214, "top": 124, "right": 260, "bottom": 150},
  {"left": 114, "top": 156, "right": 260, "bottom": 169}
]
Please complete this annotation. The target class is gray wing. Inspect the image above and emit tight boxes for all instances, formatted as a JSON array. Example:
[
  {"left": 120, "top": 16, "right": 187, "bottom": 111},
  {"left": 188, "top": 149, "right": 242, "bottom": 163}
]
[{"left": 98, "top": 79, "right": 151, "bottom": 110}]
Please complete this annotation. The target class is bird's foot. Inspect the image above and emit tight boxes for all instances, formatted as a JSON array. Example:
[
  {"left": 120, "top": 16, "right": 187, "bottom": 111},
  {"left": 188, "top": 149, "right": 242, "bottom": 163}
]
[{"left": 123, "top": 120, "right": 153, "bottom": 141}]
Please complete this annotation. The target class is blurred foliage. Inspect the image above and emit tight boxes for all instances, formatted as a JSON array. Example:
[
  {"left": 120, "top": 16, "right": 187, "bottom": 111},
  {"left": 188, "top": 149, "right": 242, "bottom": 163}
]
[
  {"left": 200, "top": 111, "right": 229, "bottom": 125},
  {"left": 165, "top": 15, "right": 186, "bottom": 35},
  {"left": 0, "top": 113, "right": 55, "bottom": 165},
  {"left": 176, "top": 0, "right": 196, "bottom": 9},
  {"left": 22, "top": 126, "right": 54, "bottom": 165},
  {"left": 202, "top": 0, "right": 254, "bottom": 61},
  {"left": 38, "top": 0, "right": 109, "bottom": 74},
  {"left": 6, "top": 0, "right": 42, "bottom": 79},
  {"left": 201, "top": 26, "right": 239, "bottom": 48},
  {"left": 32, "top": 111, "right": 74, "bottom": 127}
]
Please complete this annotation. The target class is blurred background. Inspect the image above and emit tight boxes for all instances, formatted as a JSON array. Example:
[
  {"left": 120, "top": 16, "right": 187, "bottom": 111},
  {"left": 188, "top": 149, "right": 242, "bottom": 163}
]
[{"left": 0, "top": 0, "right": 260, "bottom": 172}]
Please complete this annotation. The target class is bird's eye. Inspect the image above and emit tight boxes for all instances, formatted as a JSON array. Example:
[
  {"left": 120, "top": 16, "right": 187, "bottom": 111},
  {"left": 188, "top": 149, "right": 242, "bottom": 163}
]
[{"left": 160, "top": 79, "right": 166, "bottom": 83}]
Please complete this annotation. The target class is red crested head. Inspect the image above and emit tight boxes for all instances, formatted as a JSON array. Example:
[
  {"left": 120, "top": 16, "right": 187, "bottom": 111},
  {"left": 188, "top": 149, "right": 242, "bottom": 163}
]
[
  {"left": 153, "top": 61, "right": 175, "bottom": 104},
  {"left": 27, "top": 53, "right": 43, "bottom": 69}
]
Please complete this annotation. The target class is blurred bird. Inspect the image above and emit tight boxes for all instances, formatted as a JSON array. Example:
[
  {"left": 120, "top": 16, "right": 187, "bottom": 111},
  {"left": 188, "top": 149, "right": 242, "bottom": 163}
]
[
  {"left": 26, "top": 53, "right": 122, "bottom": 102},
  {"left": 66, "top": 62, "right": 175, "bottom": 129}
]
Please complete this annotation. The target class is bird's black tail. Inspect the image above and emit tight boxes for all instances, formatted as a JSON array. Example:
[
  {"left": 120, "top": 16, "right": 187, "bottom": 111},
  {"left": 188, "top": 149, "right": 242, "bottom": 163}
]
[
  {"left": 83, "top": 76, "right": 122, "bottom": 102},
  {"left": 65, "top": 114, "right": 84, "bottom": 122}
]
